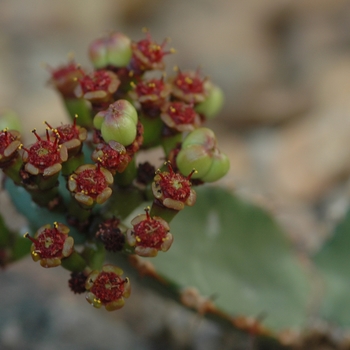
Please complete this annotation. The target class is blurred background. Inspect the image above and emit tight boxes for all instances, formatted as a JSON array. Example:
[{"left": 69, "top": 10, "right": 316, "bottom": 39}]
[{"left": 2, "top": 0, "right": 350, "bottom": 348}]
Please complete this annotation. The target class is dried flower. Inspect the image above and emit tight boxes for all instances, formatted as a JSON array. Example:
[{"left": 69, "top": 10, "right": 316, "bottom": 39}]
[
  {"left": 85, "top": 264, "right": 131, "bottom": 311},
  {"left": 25, "top": 222, "right": 74, "bottom": 268},
  {"left": 68, "top": 163, "right": 113, "bottom": 207},
  {"left": 136, "top": 161, "right": 156, "bottom": 185},
  {"left": 152, "top": 162, "right": 196, "bottom": 211},
  {"left": 126, "top": 207, "right": 173, "bottom": 257},
  {"left": 96, "top": 217, "right": 125, "bottom": 252},
  {"left": 69, "top": 271, "right": 87, "bottom": 294}
]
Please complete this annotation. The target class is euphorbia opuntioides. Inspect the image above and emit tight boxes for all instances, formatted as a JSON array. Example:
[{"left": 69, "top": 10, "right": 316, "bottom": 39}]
[{"left": 0, "top": 30, "right": 229, "bottom": 313}]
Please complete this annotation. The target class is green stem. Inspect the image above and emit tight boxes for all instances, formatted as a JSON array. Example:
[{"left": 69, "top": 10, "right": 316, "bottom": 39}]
[
  {"left": 61, "top": 153, "right": 85, "bottom": 177},
  {"left": 150, "top": 200, "right": 179, "bottom": 223},
  {"left": 81, "top": 241, "right": 105, "bottom": 270},
  {"left": 25, "top": 185, "right": 64, "bottom": 210},
  {"left": 113, "top": 157, "right": 137, "bottom": 187},
  {"left": 68, "top": 198, "right": 92, "bottom": 224},
  {"left": 161, "top": 132, "right": 182, "bottom": 157},
  {"left": 103, "top": 186, "right": 145, "bottom": 220},
  {"left": 61, "top": 251, "right": 88, "bottom": 272},
  {"left": 139, "top": 113, "right": 163, "bottom": 148},
  {"left": 2, "top": 156, "right": 23, "bottom": 185},
  {"left": 63, "top": 98, "right": 92, "bottom": 128}
]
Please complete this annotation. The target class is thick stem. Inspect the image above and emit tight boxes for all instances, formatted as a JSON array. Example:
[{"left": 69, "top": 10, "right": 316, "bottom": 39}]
[
  {"left": 150, "top": 199, "right": 179, "bottom": 223},
  {"left": 67, "top": 197, "right": 92, "bottom": 224},
  {"left": 61, "top": 153, "right": 85, "bottom": 177},
  {"left": 2, "top": 156, "right": 23, "bottom": 185},
  {"left": 61, "top": 251, "right": 88, "bottom": 272},
  {"left": 113, "top": 157, "right": 137, "bottom": 187},
  {"left": 103, "top": 186, "right": 145, "bottom": 220},
  {"left": 161, "top": 132, "right": 182, "bottom": 158},
  {"left": 63, "top": 98, "right": 92, "bottom": 129}
]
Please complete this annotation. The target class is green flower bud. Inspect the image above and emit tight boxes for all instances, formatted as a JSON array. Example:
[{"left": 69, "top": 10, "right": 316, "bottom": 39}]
[
  {"left": 176, "top": 127, "right": 230, "bottom": 182},
  {"left": 200, "top": 152, "right": 230, "bottom": 182},
  {"left": 181, "top": 127, "right": 216, "bottom": 149},
  {"left": 89, "top": 32, "right": 132, "bottom": 69},
  {"left": 195, "top": 84, "right": 224, "bottom": 120},
  {"left": 176, "top": 144, "right": 212, "bottom": 179},
  {"left": 93, "top": 100, "right": 138, "bottom": 146}
]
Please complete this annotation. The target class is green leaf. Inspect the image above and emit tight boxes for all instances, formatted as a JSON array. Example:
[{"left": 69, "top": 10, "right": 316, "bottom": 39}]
[
  {"left": 313, "top": 208, "right": 350, "bottom": 326},
  {"left": 150, "top": 186, "right": 310, "bottom": 331}
]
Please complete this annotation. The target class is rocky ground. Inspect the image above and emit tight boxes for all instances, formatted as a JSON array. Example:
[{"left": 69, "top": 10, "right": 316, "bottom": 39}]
[{"left": 2, "top": 0, "right": 350, "bottom": 349}]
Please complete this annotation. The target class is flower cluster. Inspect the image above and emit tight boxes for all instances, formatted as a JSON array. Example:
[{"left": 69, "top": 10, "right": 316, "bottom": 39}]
[{"left": 0, "top": 30, "right": 230, "bottom": 312}]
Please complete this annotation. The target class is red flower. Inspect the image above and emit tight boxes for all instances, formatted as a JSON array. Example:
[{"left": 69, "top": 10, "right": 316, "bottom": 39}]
[
  {"left": 129, "top": 78, "right": 171, "bottom": 115},
  {"left": 85, "top": 264, "right": 131, "bottom": 311},
  {"left": 25, "top": 222, "right": 74, "bottom": 268},
  {"left": 161, "top": 102, "right": 201, "bottom": 132},
  {"left": 21, "top": 129, "right": 68, "bottom": 176},
  {"left": 68, "top": 163, "right": 113, "bottom": 207},
  {"left": 171, "top": 69, "right": 209, "bottom": 103},
  {"left": 0, "top": 129, "right": 21, "bottom": 167},
  {"left": 46, "top": 117, "right": 87, "bottom": 157},
  {"left": 48, "top": 60, "right": 85, "bottom": 98},
  {"left": 126, "top": 207, "right": 173, "bottom": 257},
  {"left": 74, "top": 70, "right": 120, "bottom": 104},
  {"left": 152, "top": 162, "right": 196, "bottom": 211},
  {"left": 91, "top": 141, "right": 131, "bottom": 175},
  {"left": 131, "top": 32, "right": 174, "bottom": 72}
]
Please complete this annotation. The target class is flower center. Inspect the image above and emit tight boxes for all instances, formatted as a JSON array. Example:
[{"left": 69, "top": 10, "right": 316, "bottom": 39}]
[
  {"left": 134, "top": 218, "right": 167, "bottom": 249},
  {"left": 27, "top": 140, "right": 61, "bottom": 170},
  {"left": 31, "top": 228, "right": 65, "bottom": 259},
  {"left": 90, "top": 272, "right": 125, "bottom": 303},
  {"left": 158, "top": 172, "right": 191, "bottom": 201},
  {"left": 79, "top": 71, "right": 113, "bottom": 93},
  {"left": 76, "top": 168, "right": 107, "bottom": 198},
  {"left": 175, "top": 72, "right": 204, "bottom": 94},
  {"left": 167, "top": 102, "right": 196, "bottom": 125}
]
